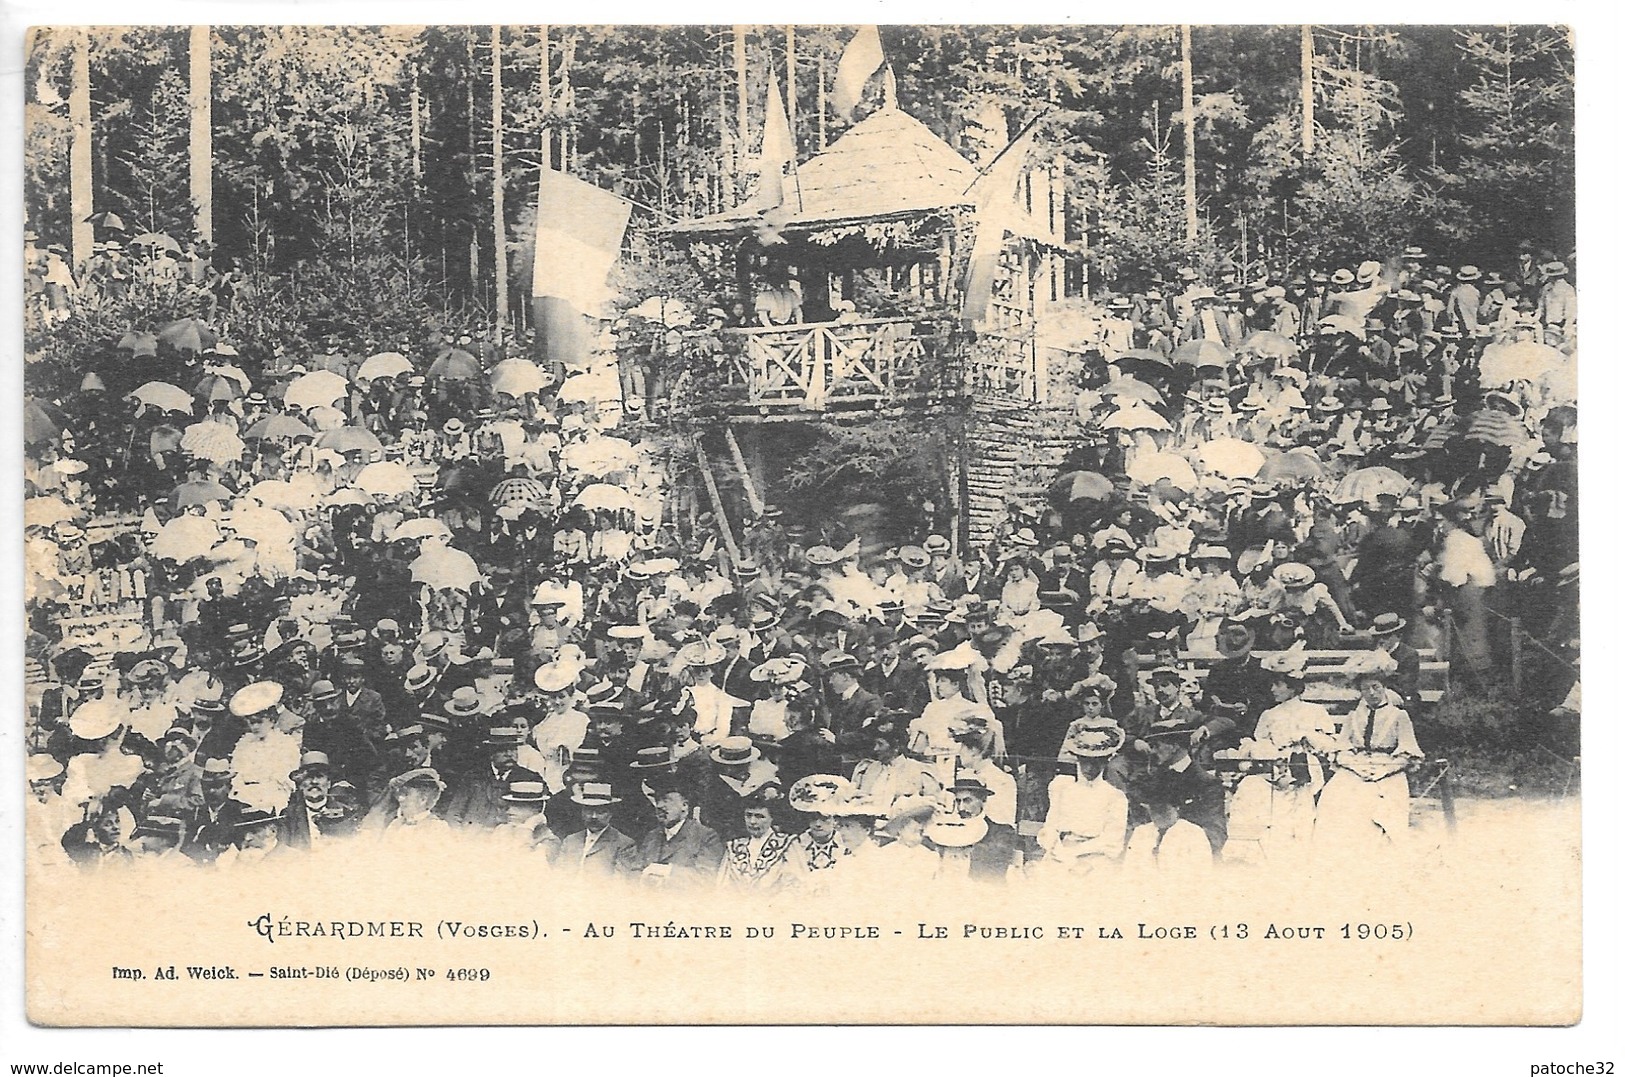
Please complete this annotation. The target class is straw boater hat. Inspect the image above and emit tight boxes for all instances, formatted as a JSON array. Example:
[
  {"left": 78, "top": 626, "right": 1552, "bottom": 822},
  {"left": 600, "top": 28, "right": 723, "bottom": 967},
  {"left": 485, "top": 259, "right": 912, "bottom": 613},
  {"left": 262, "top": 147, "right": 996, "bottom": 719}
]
[
  {"left": 709, "top": 736, "right": 761, "bottom": 767},
  {"left": 1272, "top": 562, "right": 1317, "bottom": 589},
  {"left": 1456, "top": 265, "right": 1482, "bottom": 282},
  {"left": 804, "top": 544, "right": 841, "bottom": 568},
  {"left": 570, "top": 781, "right": 621, "bottom": 807},
  {"left": 1059, "top": 718, "right": 1126, "bottom": 761},
  {"left": 1368, "top": 612, "right": 1408, "bottom": 636},
  {"left": 404, "top": 663, "right": 440, "bottom": 695},
  {"left": 500, "top": 775, "right": 551, "bottom": 805},
  {"left": 289, "top": 751, "right": 332, "bottom": 780}
]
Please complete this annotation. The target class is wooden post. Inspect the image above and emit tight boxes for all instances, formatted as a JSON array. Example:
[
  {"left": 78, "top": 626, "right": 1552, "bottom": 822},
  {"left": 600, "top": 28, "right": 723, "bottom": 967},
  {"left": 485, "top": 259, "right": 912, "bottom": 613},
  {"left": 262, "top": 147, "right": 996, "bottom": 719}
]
[
  {"left": 491, "top": 26, "right": 508, "bottom": 330},
  {"left": 785, "top": 25, "right": 797, "bottom": 154},
  {"left": 723, "top": 424, "right": 765, "bottom": 517},
  {"left": 1301, "top": 25, "right": 1315, "bottom": 154},
  {"left": 1509, "top": 615, "right": 1523, "bottom": 694},
  {"left": 733, "top": 26, "right": 749, "bottom": 158},
  {"left": 538, "top": 26, "right": 552, "bottom": 170},
  {"left": 694, "top": 437, "right": 742, "bottom": 564},
  {"left": 187, "top": 26, "right": 212, "bottom": 245},
  {"left": 69, "top": 28, "right": 94, "bottom": 268},
  {"left": 1180, "top": 25, "right": 1198, "bottom": 243},
  {"left": 817, "top": 52, "right": 828, "bottom": 151}
]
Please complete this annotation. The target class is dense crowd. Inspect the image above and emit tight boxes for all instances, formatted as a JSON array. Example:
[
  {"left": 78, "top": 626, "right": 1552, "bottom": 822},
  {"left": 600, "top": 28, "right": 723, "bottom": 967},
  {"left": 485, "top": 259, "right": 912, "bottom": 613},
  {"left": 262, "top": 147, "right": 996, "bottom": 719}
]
[{"left": 23, "top": 239, "right": 1579, "bottom": 890}]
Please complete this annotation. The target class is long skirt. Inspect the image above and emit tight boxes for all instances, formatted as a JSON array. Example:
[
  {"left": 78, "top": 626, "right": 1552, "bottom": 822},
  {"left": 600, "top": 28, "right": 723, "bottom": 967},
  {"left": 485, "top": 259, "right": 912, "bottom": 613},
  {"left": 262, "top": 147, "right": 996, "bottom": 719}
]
[{"left": 1312, "top": 768, "right": 1410, "bottom": 859}]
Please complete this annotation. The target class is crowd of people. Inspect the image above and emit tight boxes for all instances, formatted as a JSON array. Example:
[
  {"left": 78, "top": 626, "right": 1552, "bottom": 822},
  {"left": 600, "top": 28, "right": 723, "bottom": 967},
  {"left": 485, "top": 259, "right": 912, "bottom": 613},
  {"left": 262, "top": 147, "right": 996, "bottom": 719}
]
[{"left": 23, "top": 239, "right": 1580, "bottom": 892}]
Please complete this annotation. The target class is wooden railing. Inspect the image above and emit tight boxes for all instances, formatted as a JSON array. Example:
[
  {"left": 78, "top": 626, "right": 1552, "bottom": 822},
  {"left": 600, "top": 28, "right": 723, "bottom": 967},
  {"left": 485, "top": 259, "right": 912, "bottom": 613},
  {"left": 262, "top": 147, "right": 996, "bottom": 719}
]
[{"left": 721, "top": 317, "right": 949, "bottom": 411}]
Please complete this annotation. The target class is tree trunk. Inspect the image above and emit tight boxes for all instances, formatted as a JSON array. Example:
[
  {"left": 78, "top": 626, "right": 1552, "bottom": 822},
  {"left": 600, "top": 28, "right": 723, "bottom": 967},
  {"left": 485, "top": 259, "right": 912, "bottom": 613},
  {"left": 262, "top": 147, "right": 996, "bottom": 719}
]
[
  {"left": 818, "top": 52, "right": 827, "bottom": 150},
  {"left": 538, "top": 25, "right": 552, "bottom": 171},
  {"left": 1181, "top": 25, "right": 1198, "bottom": 243},
  {"left": 733, "top": 26, "right": 749, "bottom": 151},
  {"left": 411, "top": 62, "right": 423, "bottom": 184},
  {"left": 188, "top": 26, "right": 212, "bottom": 245},
  {"left": 69, "top": 28, "right": 94, "bottom": 268},
  {"left": 785, "top": 25, "right": 797, "bottom": 155},
  {"left": 1301, "top": 25, "right": 1315, "bottom": 154},
  {"left": 491, "top": 26, "right": 508, "bottom": 331}
]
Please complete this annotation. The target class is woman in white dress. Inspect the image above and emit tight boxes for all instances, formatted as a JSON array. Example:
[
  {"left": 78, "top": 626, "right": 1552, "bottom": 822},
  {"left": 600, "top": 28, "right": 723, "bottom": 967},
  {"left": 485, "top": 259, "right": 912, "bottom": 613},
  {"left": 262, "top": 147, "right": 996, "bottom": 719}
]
[
  {"left": 1313, "top": 653, "right": 1423, "bottom": 859},
  {"left": 1221, "top": 650, "right": 1339, "bottom": 864}
]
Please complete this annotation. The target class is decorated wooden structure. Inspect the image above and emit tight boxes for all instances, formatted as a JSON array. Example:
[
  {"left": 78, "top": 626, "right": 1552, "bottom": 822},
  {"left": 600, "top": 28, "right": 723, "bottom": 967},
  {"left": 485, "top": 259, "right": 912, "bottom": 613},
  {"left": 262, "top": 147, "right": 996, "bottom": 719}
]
[{"left": 662, "top": 106, "right": 1093, "bottom": 545}]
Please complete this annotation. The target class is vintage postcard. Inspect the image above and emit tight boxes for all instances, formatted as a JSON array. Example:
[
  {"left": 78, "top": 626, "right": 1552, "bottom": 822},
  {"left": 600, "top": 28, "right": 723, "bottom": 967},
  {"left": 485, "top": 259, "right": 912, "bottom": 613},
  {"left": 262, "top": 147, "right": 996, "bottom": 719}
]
[{"left": 20, "top": 23, "right": 1581, "bottom": 1026}]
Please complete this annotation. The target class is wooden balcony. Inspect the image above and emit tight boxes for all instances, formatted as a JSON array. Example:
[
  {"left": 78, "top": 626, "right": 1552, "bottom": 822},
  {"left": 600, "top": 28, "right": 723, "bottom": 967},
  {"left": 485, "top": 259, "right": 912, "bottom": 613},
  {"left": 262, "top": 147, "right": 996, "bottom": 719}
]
[{"left": 720, "top": 317, "right": 953, "bottom": 414}]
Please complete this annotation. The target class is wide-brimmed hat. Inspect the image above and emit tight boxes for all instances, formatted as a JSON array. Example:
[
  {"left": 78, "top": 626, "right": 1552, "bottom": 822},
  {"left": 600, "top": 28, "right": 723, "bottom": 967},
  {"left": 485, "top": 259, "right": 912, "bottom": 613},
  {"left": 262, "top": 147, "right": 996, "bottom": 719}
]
[
  {"left": 482, "top": 725, "right": 525, "bottom": 750},
  {"left": 128, "top": 658, "right": 170, "bottom": 685},
  {"left": 948, "top": 776, "right": 995, "bottom": 799},
  {"left": 500, "top": 775, "right": 551, "bottom": 805},
  {"left": 897, "top": 545, "right": 930, "bottom": 569},
  {"left": 879, "top": 796, "right": 939, "bottom": 837},
  {"left": 1456, "top": 265, "right": 1482, "bottom": 282},
  {"left": 404, "top": 663, "right": 440, "bottom": 694},
  {"left": 926, "top": 812, "right": 989, "bottom": 848},
  {"left": 199, "top": 757, "right": 235, "bottom": 783},
  {"left": 804, "top": 544, "right": 841, "bottom": 567},
  {"left": 1330, "top": 268, "right": 1355, "bottom": 286},
  {"left": 787, "top": 773, "right": 855, "bottom": 815},
  {"left": 1216, "top": 617, "right": 1260, "bottom": 658},
  {"left": 1368, "top": 612, "right": 1408, "bottom": 636},
  {"left": 819, "top": 650, "right": 861, "bottom": 675},
  {"left": 69, "top": 702, "right": 122, "bottom": 740},
  {"left": 533, "top": 662, "right": 578, "bottom": 694},
  {"left": 1356, "top": 260, "right": 1382, "bottom": 285},
  {"left": 389, "top": 767, "right": 446, "bottom": 794},
  {"left": 1345, "top": 651, "right": 1399, "bottom": 682},
  {"left": 1259, "top": 650, "right": 1310, "bottom": 678},
  {"left": 27, "top": 754, "right": 65, "bottom": 782},
  {"left": 628, "top": 745, "right": 677, "bottom": 770},
  {"left": 677, "top": 641, "right": 727, "bottom": 669},
  {"left": 1059, "top": 719, "right": 1126, "bottom": 760},
  {"left": 1539, "top": 261, "right": 1569, "bottom": 279},
  {"left": 751, "top": 656, "right": 808, "bottom": 686},
  {"left": 923, "top": 534, "right": 951, "bottom": 555},
  {"left": 229, "top": 680, "right": 285, "bottom": 718},
  {"left": 709, "top": 736, "right": 760, "bottom": 767},
  {"left": 570, "top": 781, "right": 621, "bottom": 807},
  {"left": 441, "top": 686, "right": 485, "bottom": 720},
  {"left": 1272, "top": 562, "right": 1316, "bottom": 589},
  {"left": 289, "top": 751, "right": 332, "bottom": 780}
]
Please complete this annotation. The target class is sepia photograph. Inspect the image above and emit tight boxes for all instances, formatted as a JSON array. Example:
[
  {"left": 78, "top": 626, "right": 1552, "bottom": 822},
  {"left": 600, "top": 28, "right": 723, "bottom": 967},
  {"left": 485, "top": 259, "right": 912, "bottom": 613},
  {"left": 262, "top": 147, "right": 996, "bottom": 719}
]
[{"left": 13, "top": 17, "right": 1594, "bottom": 1032}]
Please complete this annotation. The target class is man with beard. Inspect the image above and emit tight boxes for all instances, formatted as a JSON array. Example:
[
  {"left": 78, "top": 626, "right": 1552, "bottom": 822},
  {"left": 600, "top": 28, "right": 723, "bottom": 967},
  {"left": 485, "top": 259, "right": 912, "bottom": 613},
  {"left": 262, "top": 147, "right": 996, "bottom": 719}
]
[
  {"left": 442, "top": 726, "right": 524, "bottom": 829},
  {"left": 140, "top": 726, "right": 205, "bottom": 816},
  {"left": 280, "top": 751, "right": 363, "bottom": 848},
  {"left": 300, "top": 678, "right": 375, "bottom": 791},
  {"left": 181, "top": 758, "right": 250, "bottom": 863},
  {"left": 634, "top": 775, "right": 724, "bottom": 887}
]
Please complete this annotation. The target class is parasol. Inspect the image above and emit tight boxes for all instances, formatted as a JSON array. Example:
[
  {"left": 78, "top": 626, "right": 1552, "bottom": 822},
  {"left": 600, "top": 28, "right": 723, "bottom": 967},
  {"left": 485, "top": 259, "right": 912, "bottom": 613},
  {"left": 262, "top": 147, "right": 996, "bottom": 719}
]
[
  {"left": 150, "top": 516, "right": 222, "bottom": 562},
  {"left": 315, "top": 426, "right": 383, "bottom": 454},
  {"left": 303, "top": 405, "right": 348, "bottom": 432},
  {"left": 354, "top": 461, "right": 418, "bottom": 498},
  {"left": 180, "top": 422, "right": 247, "bottom": 466},
  {"left": 556, "top": 369, "right": 620, "bottom": 404},
  {"left": 490, "top": 476, "right": 552, "bottom": 508},
  {"left": 24, "top": 496, "right": 80, "bottom": 528},
  {"left": 225, "top": 503, "right": 298, "bottom": 548},
  {"left": 1257, "top": 448, "right": 1325, "bottom": 486},
  {"left": 1478, "top": 341, "right": 1568, "bottom": 387},
  {"left": 1198, "top": 437, "right": 1267, "bottom": 479},
  {"left": 1126, "top": 451, "right": 1198, "bottom": 491},
  {"left": 170, "top": 478, "right": 233, "bottom": 510},
  {"left": 427, "top": 348, "right": 481, "bottom": 381},
  {"left": 1101, "top": 404, "right": 1171, "bottom": 432},
  {"left": 1316, "top": 315, "right": 1366, "bottom": 340},
  {"left": 1172, "top": 339, "right": 1234, "bottom": 367},
  {"left": 200, "top": 363, "right": 253, "bottom": 392},
  {"left": 1115, "top": 348, "right": 1174, "bottom": 369},
  {"left": 128, "top": 231, "right": 181, "bottom": 253},
  {"left": 283, "top": 371, "right": 350, "bottom": 411},
  {"left": 117, "top": 331, "right": 159, "bottom": 358},
  {"left": 488, "top": 358, "right": 550, "bottom": 398},
  {"left": 1048, "top": 470, "right": 1115, "bottom": 504},
  {"left": 127, "top": 382, "right": 194, "bottom": 414},
  {"left": 24, "top": 397, "right": 64, "bottom": 444},
  {"left": 1100, "top": 377, "right": 1164, "bottom": 405},
  {"left": 390, "top": 517, "right": 452, "bottom": 543},
  {"left": 244, "top": 415, "right": 316, "bottom": 442},
  {"left": 327, "top": 488, "right": 375, "bottom": 508},
  {"left": 573, "top": 482, "right": 636, "bottom": 512},
  {"left": 157, "top": 318, "right": 218, "bottom": 354},
  {"left": 560, "top": 436, "right": 638, "bottom": 476},
  {"left": 356, "top": 352, "right": 415, "bottom": 382},
  {"left": 193, "top": 373, "right": 244, "bottom": 403},
  {"left": 410, "top": 545, "right": 482, "bottom": 592},
  {"left": 242, "top": 480, "right": 304, "bottom": 511},
  {"left": 1332, "top": 466, "right": 1412, "bottom": 505},
  {"left": 84, "top": 211, "right": 127, "bottom": 231}
]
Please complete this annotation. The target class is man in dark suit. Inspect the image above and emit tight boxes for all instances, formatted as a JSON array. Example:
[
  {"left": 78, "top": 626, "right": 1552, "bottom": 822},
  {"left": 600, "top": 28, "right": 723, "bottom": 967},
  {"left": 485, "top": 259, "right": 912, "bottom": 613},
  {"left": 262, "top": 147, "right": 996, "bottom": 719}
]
[
  {"left": 181, "top": 758, "right": 250, "bottom": 863},
  {"left": 633, "top": 777, "right": 724, "bottom": 886},
  {"left": 1371, "top": 613, "right": 1423, "bottom": 714},
  {"left": 335, "top": 657, "right": 389, "bottom": 741},
  {"left": 823, "top": 652, "right": 883, "bottom": 744},
  {"left": 552, "top": 783, "right": 640, "bottom": 877},
  {"left": 929, "top": 777, "right": 1021, "bottom": 882},
  {"left": 1135, "top": 719, "right": 1227, "bottom": 853}
]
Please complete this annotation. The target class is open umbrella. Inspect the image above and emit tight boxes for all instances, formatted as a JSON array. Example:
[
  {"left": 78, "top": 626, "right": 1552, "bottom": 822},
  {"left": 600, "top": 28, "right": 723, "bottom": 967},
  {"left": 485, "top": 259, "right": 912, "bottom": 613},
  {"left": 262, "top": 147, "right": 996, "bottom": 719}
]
[
  {"left": 1316, "top": 315, "right": 1366, "bottom": 340},
  {"left": 354, "top": 461, "right": 417, "bottom": 498},
  {"left": 488, "top": 358, "right": 550, "bottom": 398},
  {"left": 283, "top": 370, "right": 350, "bottom": 411},
  {"left": 490, "top": 476, "right": 552, "bottom": 508},
  {"left": 226, "top": 503, "right": 298, "bottom": 548},
  {"left": 1115, "top": 348, "right": 1174, "bottom": 369},
  {"left": 427, "top": 348, "right": 481, "bottom": 381},
  {"left": 200, "top": 363, "right": 253, "bottom": 392},
  {"left": 328, "top": 488, "right": 375, "bottom": 508},
  {"left": 129, "top": 231, "right": 181, "bottom": 253},
  {"left": 1172, "top": 339, "right": 1234, "bottom": 367},
  {"left": 158, "top": 318, "right": 218, "bottom": 354},
  {"left": 117, "top": 330, "right": 159, "bottom": 358},
  {"left": 1257, "top": 449, "right": 1325, "bottom": 486},
  {"left": 193, "top": 373, "right": 244, "bottom": 403},
  {"left": 1100, "top": 377, "right": 1164, "bottom": 405},
  {"left": 243, "top": 480, "right": 303, "bottom": 511},
  {"left": 1239, "top": 331, "right": 1298, "bottom": 361},
  {"left": 85, "top": 211, "right": 127, "bottom": 231},
  {"left": 150, "top": 516, "right": 222, "bottom": 562},
  {"left": 560, "top": 436, "right": 638, "bottom": 476},
  {"left": 1333, "top": 466, "right": 1412, "bottom": 505},
  {"left": 1126, "top": 451, "right": 1198, "bottom": 490},
  {"left": 1101, "top": 404, "right": 1171, "bottom": 432},
  {"left": 244, "top": 415, "right": 316, "bottom": 442},
  {"left": 356, "top": 351, "right": 415, "bottom": 382},
  {"left": 574, "top": 482, "right": 636, "bottom": 512},
  {"left": 1198, "top": 437, "right": 1267, "bottom": 479},
  {"left": 556, "top": 370, "right": 619, "bottom": 403},
  {"left": 316, "top": 426, "right": 383, "bottom": 454},
  {"left": 1478, "top": 341, "right": 1568, "bottom": 387},
  {"left": 410, "top": 545, "right": 482, "bottom": 592},
  {"left": 24, "top": 496, "right": 80, "bottom": 528},
  {"left": 1048, "top": 470, "right": 1115, "bottom": 504},
  {"left": 23, "top": 397, "right": 64, "bottom": 444},
  {"left": 128, "top": 382, "right": 194, "bottom": 414},
  {"left": 180, "top": 422, "right": 247, "bottom": 466},
  {"left": 170, "top": 478, "right": 233, "bottom": 510}
]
